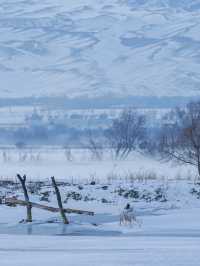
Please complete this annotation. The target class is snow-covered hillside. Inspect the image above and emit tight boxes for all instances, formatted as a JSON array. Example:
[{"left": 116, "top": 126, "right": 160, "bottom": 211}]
[{"left": 1, "top": 0, "right": 200, "bottom": 98}]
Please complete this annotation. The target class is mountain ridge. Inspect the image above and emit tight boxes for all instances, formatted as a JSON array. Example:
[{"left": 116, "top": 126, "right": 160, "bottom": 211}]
[{"left": 0, "top": 0, "right": 200, "bottom": 99}]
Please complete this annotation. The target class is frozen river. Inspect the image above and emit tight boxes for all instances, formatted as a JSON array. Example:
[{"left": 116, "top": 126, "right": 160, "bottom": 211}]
[{"left": 0, "top": 235, "right": 200, "bottom": 266}]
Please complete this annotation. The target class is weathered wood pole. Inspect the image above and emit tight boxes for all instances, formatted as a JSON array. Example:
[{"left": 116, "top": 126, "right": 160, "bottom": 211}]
[
  {"left": 4, "top": 198, "right": 94, "bottom": 215},
  {"left": 51, "top": 177, "right": 69, "bottom": 224},
  {"left": 17, "top": 174, "right": 32, "bottom": 222}
]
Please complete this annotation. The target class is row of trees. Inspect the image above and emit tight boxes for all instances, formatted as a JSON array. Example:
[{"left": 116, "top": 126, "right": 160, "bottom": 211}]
[
  {"left": 160, "top": 102, "right": 200, "bottom": 177},
  {"left": 106, "top": 109, "right": 146, "bottom": 158},
  {"left": 4, "top": 100, "right": 200, "bottom": 177},
  {"left": 103, "top": 101, "right": 200, "bottom": 178}
]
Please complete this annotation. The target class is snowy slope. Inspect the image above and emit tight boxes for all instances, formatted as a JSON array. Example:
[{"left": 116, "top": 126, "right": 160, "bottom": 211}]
[{"left": 1, "top": 0, "right": 200, "bottom": 98}]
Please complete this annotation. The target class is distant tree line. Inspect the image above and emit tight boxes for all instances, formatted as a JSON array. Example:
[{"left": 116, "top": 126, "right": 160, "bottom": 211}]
[
  {"left": 104, "top": 101, "right": 200, "bottom": 178},
  {"left": 1, "top": 100, "right": 200, "bottom": 177}
]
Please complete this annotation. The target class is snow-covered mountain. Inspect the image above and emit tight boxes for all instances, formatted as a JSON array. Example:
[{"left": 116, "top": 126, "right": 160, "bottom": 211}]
[{"left": 1, "top": 0, "right": 200, "bottom": 99}]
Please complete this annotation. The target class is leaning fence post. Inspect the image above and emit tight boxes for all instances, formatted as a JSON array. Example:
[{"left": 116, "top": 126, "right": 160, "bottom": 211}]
[
  {"left": 51, "top": 177, "right": 69, "bottom": 224},
  {"left": 17, "top": 174, "right": 32, "bottom": 222}
]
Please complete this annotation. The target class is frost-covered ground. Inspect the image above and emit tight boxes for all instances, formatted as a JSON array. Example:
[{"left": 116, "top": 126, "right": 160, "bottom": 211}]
[
  {"left": 1, "top": 150, "right": 200, "bottom": 265},
  {"left": 1, "top": 176, "right": 200, "bottom": 235},
  {"left": 0, "top": 148, "right": 196, "bottom": 180},
  {"left": 1, "top": 177, "right": 200, "bottom": 265}
]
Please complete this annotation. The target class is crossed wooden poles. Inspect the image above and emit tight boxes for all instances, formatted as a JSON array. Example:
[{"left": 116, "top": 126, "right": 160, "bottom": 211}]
[{"left": 1, "top": 174, "right": 94, "bottom": 224}]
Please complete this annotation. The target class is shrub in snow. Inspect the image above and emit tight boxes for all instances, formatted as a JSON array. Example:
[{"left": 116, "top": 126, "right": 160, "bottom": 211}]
[
  {"left": 40, "top": 191, "right": 50, "bottom": 202},
  {"left": 84, "top": 195, "right": 96, "bottom": 202},
  {"left": 190, "top": 187, "right": 200, "bottom": 199},
  {"left": 116, "top": 187, "right": 126, "bottom": 196},
  {"left": 27, "top": 182, "right": 43, "bottom": 194},
  {"left": 140, "top": 190, "right": 153, "bottom": 202},
  {"left": 101, "top": 198, "right": 111, "bottom": 204},
  {"left": 123, "top": 189, "right": 140, "bottom": 199},
  {"left": 64, "top": 191, "right": 82, "bottom": 202},
  {"left": 154, "top": 187, "right": 167, "bottom": 202}
]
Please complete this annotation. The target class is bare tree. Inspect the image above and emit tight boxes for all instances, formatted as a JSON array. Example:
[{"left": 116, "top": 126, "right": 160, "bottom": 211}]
[
  {"left": 87, "top": 130, "right": 103, "bottom": 160},
  {"left": 15, "top": 142, "right": 27, "bottom": 162},
  {"left": 2, "top": 150, "right": 10, "bottom": 162},
  {"left": 160, "top": 101, "right": 200, "bottom": 178},
  {"left": 63, "top": 145, "right": 73, "bottom": 161},
  {"left": 106, "top": 109, "right": 146, "bottom": 158}
]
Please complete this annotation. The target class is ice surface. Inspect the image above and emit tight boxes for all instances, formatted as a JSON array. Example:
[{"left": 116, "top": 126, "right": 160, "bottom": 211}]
[{"left": 1, "top": 235, "right": 200, "bottom": 266}]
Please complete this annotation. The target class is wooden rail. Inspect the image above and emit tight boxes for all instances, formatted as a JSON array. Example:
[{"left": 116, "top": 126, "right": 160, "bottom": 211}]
[{"left": 2, "top": 198, "right": 94, "bottom": 216}]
